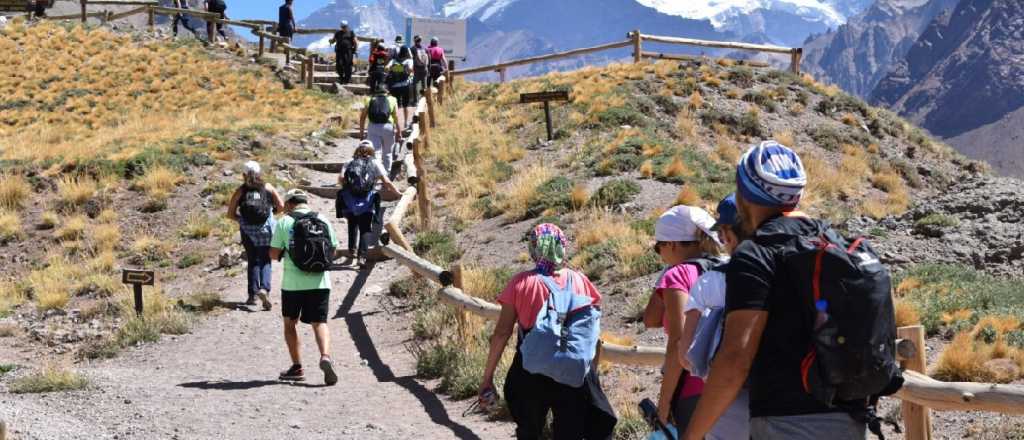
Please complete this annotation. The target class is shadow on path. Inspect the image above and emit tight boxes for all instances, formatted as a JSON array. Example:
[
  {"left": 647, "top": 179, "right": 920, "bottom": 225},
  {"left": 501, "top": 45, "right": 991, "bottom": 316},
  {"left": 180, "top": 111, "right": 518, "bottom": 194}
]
[
  {"left": 334, "top": 263, "right": 481, "bottom": 440},
  {"left": 178, "top": 380, "right": 328, "bottom": 390}
]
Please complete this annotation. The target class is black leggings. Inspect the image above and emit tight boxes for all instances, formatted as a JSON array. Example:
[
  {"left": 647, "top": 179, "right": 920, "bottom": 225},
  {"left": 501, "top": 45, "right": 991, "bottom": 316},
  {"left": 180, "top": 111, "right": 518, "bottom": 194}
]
[{"left": 343, "top": 195, "right": 382, "bottom": 257}]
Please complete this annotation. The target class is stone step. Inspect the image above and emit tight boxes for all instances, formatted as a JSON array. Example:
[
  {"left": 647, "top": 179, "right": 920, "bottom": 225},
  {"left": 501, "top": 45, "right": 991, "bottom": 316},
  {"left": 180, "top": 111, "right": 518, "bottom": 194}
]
[
  {"left": 289, "top": 162, "right": 347, "bottom": 173},
  {"left": 343, "top": 83, "right": 371, "bottom": 95}
]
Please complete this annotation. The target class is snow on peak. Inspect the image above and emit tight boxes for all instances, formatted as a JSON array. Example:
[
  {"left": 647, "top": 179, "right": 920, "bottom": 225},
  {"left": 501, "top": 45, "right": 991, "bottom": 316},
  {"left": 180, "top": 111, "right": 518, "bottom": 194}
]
[
  {"left": 634, "top": 0, "right": 848, "bottom": 28},
  {"left": 443, "top": 0, "right": 517, "bottom": 21}
]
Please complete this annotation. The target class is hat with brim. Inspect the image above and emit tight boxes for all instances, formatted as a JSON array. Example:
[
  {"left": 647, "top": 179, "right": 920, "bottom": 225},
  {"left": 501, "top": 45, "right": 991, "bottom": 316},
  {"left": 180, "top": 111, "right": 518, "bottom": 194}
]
[
  {"left": 284, "top": 188, "right": 309, "bottom": 204},
  {"left": 655, "top": 205, "right": 719, "bottom": 244},
  {"left": 712, "top": 193, "right": 738, "bottom": 231}
]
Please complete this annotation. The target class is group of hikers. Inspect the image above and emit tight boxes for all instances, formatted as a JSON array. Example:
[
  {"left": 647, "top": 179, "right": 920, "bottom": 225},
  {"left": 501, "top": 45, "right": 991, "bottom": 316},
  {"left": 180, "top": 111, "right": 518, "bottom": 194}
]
[
  {"left": 227, "top": 138, "right": 904, "bottom": 440},
  {"left": 165, "top": 0, "right": 227, "bottom": 40}
]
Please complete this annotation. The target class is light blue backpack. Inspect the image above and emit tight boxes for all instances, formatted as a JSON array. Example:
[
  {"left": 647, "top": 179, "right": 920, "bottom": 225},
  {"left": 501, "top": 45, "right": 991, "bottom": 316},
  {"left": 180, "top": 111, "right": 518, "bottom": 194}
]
[{"left": 520, "top": 272, "right": 601, "bottom": 388}]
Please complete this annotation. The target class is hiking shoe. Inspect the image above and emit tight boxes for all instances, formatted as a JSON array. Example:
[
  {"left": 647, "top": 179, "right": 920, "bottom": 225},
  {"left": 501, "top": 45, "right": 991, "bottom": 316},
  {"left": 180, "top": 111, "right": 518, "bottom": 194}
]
[
  {"left": 245, "top": 296, "right": 257, "bottom": 306},
  {"left": 320, "top": 356, "right": 338, "bottom": 386},
  {"left": 257, "top": 289, "right": 272, "bottom": 311},
  {"left": 279, "top": 364, "right": 305, "bottom": 381}
]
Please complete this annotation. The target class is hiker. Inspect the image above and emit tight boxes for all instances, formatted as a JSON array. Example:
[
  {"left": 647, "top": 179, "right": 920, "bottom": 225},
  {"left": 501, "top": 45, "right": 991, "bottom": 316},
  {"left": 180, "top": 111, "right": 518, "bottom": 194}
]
[
  {"left": 643, "top": 205, "right": 725, "bottom": 431},
  {"left": 410, "top": 35, "right": 429, "bottom": 102},
  {"left": 28, "top": 0, "right": 46, "bottom": 19},
  {"left": 226, "top": 161, "right": 284, "bottom": 310},
  {"left": 205, "top": 0, "right": 227, "bottom": 42},
  {"left": 172, "top": 0, "right": 201, "bottom": 38},
  {"left": 367, "top": 40, "right": 390, "bottom": 92},
  {"left": 329, "top": 21, "right": 357, "bottom": 84},
  {"left": 681, "top": 141, "right": 901, "bottom": 440},
  {"left": 426, "top": 37, "right": 448, "bottom": 87},
  {"left": 358, "top": 83, "right": 401, "bottom": 175},
  {"left": 388, "top": 35, "right": 405, "bottom": 61},
  {"left": 479, "top": 224, "right": 617, "bottom": 439},
  {"left": 673, "top": 194, "right": 749, "bottom": 440},
  {"left": 386, "top": 46, "right": 415, "bottom": 130},
  {"left": 277, "top": 0, "right": 296, "bottom": 44},
  {"left": 269, "top": 189, "right": 340, "bottom": 385},
  {"left": 336, "top": 141, "right": 400, "bottom": 268}
]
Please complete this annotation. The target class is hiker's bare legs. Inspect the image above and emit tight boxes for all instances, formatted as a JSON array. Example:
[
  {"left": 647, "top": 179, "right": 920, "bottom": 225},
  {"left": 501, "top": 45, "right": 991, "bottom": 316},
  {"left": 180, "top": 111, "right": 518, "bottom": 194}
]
[
  {"left": 284, "top": 317, "right": 301, "bottom": 364},
  {"left": 312, "top": 322, "right": 330, "bottom": 358}
]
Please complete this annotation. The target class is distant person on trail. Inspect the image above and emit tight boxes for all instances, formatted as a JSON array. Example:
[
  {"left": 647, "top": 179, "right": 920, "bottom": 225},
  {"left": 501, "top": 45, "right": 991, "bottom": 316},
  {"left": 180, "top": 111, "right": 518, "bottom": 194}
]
[
  {"left": 673, "top": 194, "right": 750, "bottom": 440},
  {"left": 204, "top": 0, "right": 227, "bottom": 42},
  {"left": 386, "top": 46, "right": 415, "bottom": 130},
  {"left": 358, "top": 84, "right": 400, "bottom": 175},
  {"left": 426, "top": 36, "right": 448, "bottom": 87},
  {"left": 478, "top": 224, "right": 617, "bottom": 440},
  {"left": 277, "top": 0, "right": 296, "bottom": 44},
  {"left": 329, "top": 21, "right": 357, "bottom": 84},
  {"left": 28, "top": 0, "right": 46, "bottom": 19},
  {"left": 336, "top": 141, "right": 400, "bottom": 268},
  {"left": 388, "top": 35, "right": 404, "bottom": 61},
  {"left": 226, "top": 161, "right": 284, "bottom": 310},
  {"left": 367, "top": 40, "right": 390, "bottom": 92},
  {"left": 410, "top": 35, "right": 429, "bottom": 102},
  {"left": 172, "top": 0, "right": 201, "bottom": 38},
  {"left": 269, "top": 189, "right": 340, "bottom": 386},
  {"left": 681, "top": 141, "right": 902, "bottom": 440},
  {"left": 643, "top": 205, "right": 725, "bottom": 433}
]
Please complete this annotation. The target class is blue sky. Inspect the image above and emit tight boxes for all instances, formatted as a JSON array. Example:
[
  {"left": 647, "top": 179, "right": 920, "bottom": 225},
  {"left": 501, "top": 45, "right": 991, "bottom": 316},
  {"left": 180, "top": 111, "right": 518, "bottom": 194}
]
[{"left": 228, "top": 0, "right": 327, "bottom": 22}]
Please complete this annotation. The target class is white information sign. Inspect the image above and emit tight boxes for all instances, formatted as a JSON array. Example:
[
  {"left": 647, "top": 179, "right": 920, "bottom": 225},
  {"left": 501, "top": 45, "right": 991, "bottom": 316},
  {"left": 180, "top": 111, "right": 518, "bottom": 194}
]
[{"left": 405, "top": 17, "right": 467, "bottom": 61}]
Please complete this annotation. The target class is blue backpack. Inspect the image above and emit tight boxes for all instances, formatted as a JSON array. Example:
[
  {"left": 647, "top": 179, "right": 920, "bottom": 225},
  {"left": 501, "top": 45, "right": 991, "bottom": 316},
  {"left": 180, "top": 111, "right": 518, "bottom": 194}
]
[{"left": 520, "top": 272, "right": 601, "bottom": 388}]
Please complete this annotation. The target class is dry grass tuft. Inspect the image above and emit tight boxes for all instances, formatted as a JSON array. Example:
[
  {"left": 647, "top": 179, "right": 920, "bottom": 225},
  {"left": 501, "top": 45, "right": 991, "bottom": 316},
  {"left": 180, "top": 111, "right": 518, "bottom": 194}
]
[
  {"left": 871, "top": 171, "right": 903, "bottom": 193},
  {"left": 0, "top": 211, "right": 24, "bottom": 243},
  {"left": 0, "top": 280, "right": 26, "bottom": 314},
  {"left": 675, "top": 111, "right": 698, "bottom": 142},
  {"left": 25, "top": 258, "right": 79, "bottom": 311},
  {"left": 570, "top": 183, "right": 590, "bottom": 210},
  {"left": 688, "top": 91, "right": 704, "bottom": 110},
  {"left": 639, "top": 160, "right": 655, "bottom": 178},
  {"left": 8, "top": 365, "right": 89, "bottom": 394},
  {"left": 0, "top": 173, "right": 32, "bottom": 210},
  {"left": 894, "top": 299, "right": 921, "bottom": 327},
  {"left": 89, "top": 223, "right": 120, "bottom": 252},
  {"left": 663, "top": 157, "right": 693, "bottom": 180},
  {"left": 56, "top": 177, "right": 96, "bottom": 212},
  {"left": 134, "top": 166, "right": 183, "bottom": 202},
  {"left": 675, "top": 186, "right": 702, "bottom": 206},
  {"left": 55, "top": 215, "right": 88, "bottom": 242},
  {"left": 841, "top": 113, "right": 859, "bottom": 127},
  {"left": 129, "top": 235, "right": 172, "bottom": 264},
  {"left": 498, "top": 165, "right": 553, "bottom": 220},
  {"left": 39, "top": 211, "right": 59, "bottom": 230},
  {"left": 775, "top": 130, "right": 796, "bottom": 148}
]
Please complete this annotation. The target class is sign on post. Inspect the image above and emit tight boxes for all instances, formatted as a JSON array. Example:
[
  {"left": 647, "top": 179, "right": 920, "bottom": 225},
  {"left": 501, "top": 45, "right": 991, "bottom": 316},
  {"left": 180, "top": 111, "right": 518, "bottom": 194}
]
[
  {"left": 520, "top": 91, "right": 570, "bottom": 141},
  {"left": 405, "top": 17, "right": 467, "bottom": 61},
  {"left": 121, "top": 269, "right": 155, "bottom": 317}
]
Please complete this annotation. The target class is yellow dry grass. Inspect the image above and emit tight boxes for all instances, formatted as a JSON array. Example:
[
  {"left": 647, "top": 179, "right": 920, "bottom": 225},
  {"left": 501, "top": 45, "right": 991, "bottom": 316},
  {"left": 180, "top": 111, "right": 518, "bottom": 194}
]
[
  {"left": 572, "top": 209, "right": 653, "bottom": 278},
  {"left": 894, "top": 299, "right": 921, "bottom": 327},
  {"left": 871, "top": 171, "right": 903, "bottom": 193},
  {"left": 570, "top": 183, "right": 590, "bottom": 210},
  {"left": 933, "top": 318, "right": 1024, "bottom": 382},
  {"left": 688, "top": 91, "right": 704, "bottom": 110},
  {"left": 639, "top": 160, "right": 654, "bottom": 178},
  {"left": 25, "top": 257, "right": 80, "bottom": 311},
  {"left": 0, "top": 280, "right": 26, "bottom": 314},
  {"left": 675, "top": 186, "right": 702, "bottom": 206},
  {"left": 675, "top": 110, "right": 698, "bottom": 142},
  {"left": 55, "top": 214, "right": 87, "bottom": 242},
  {"left": 663, "top": 157, "right": 694, "bottom": 180},
  {"left": 0, "top": 173, "right": 31, "bottom": 210},
  {"left": 89, "top": 222, "right": 120, "bottom": 252},
  {"left": 499, "top": 165, "right": 553, "bottom": 220},
  {"left": 775, "top": 130, "right": 796, "bottom": 148},
  {"left": 0, "top": 210, "right": 24, "bottom": 242},
  {"left": 0, "top": 21, "right": 334, "bottom": 164},
  {"left": 133, "top": 166, "right": 184, "bottom": 200},
  {"left": 56, "top": 176, "right": 96, "bottom": 211}
]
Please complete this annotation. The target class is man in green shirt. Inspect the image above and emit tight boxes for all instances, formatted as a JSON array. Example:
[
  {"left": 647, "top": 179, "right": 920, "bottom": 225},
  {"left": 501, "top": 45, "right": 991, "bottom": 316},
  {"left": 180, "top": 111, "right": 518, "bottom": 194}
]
[{"left": 269, "top": 189, "right": 340, "bottom": 385}]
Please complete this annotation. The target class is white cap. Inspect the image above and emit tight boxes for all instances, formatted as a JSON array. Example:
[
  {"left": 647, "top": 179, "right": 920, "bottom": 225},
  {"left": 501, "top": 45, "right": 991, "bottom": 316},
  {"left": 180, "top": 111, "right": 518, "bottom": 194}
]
[
  {"left": 358, "top": 139, "right": 374, "bottom": 150},
  {"left": 243, "top": 161, "right": 261, "bottom": 176},
  {"left": 340, "top": 20, "right": 349, "bottom": 27},
  {"left": 655, "top": 205, "right": 719, "bottom": 243},
  {"left": 284, "top": 188, "right": 309, "bottom": 203}
]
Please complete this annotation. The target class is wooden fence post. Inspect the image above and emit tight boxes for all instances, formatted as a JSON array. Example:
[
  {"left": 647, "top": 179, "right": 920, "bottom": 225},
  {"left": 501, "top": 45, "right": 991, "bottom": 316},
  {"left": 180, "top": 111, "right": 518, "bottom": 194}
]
[
  {"left": 284, "top": 46, "right": 291, "bottom": 66},
  {"left": 413, "top": 138, "right": 431, "bottom": 231},
  {"left": 497, "top": 68, "right": 506, "bottom": 83},
  {"left": 789, "top": 48, "right": 803, "bottom": 75},
  {"left": 425, "top": 86, "right": 436, "bottom": 130},
  {"left": 447, "top": 60, "right": 455, "bottom": 94},
  {"left": 258, "top": 34, "right": 265, "bottom": 57},
  {"left": 898, "top": 325, "right": 932, "bottom": 440},
  {"left": 206, "top": 19, "right": 214, "bottom": 43},
  {"left": 1, "top": 419, "right": 6, "bottom": 440},
  {"left": 147, "top": 7, "right": 154, "bottom": 32},
  {"left": 299, "top": 57, "right": 306, "bottom": 85},
  {"left": 632, "top": 29, "right": 642, "bottom": 64},
  {"left": 80, "top": 0, "right": 87, "bottom": 23},
  {"left": 452, "top": 264, "right": 469, "bottom": 338},
  {"left": 306, "top": 58, "right": 314, "bottom": 89}
]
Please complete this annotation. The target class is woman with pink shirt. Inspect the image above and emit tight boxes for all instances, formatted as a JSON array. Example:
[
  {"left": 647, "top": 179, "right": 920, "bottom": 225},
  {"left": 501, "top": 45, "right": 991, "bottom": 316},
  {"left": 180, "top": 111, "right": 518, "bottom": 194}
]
[
  {"left": 478, "top": 224, "right": 616, "bottom": 439},
  {"left": 642, "top": 206, "right": 725, "bottom": 433}
]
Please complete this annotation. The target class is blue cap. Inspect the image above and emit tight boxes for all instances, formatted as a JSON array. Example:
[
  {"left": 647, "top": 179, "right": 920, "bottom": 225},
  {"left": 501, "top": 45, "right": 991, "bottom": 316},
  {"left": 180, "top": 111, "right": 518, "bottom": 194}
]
[{"left": 713, "top": 193, "right": 737, "bottom": 230}]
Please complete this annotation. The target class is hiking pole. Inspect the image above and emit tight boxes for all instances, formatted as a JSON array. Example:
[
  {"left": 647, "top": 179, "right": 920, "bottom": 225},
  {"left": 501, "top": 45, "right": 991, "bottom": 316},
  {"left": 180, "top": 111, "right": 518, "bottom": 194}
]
[{"left": 640, "top": 398, "right": 677, "bottom": 440}]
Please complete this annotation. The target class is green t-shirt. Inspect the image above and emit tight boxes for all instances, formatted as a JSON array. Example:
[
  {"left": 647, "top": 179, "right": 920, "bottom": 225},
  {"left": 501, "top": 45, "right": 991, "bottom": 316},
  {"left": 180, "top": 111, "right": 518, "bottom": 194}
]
[
  {"left": 365, "top": 94, "right": 399, "bottom": 126},
  {"left": 270, "top": 207, "right": 340, "bottom": 291}
]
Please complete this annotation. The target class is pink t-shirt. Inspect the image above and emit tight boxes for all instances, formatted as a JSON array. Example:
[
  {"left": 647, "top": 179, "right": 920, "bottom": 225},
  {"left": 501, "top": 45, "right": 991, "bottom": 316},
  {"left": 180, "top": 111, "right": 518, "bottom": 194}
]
[
  {"left": 654, "top": 263, "right": 704, "bottom": 398},
  {"left": 497, "top": 270, "right": 602, "bottom": 330}
]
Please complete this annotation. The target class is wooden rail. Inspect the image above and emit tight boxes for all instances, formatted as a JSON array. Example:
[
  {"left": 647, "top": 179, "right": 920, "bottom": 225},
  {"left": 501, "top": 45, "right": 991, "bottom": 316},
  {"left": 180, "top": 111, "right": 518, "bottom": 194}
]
[{"left": 452, "top": 39, "right": 633, "bottom": 77}]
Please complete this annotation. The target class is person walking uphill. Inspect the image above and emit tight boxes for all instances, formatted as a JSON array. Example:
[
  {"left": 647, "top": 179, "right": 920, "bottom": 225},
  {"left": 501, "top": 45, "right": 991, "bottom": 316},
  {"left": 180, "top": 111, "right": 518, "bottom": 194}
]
[
  {"left": 172, "top": 0, "right": 201, "bottom": 38},
  {"left": 336, "top": 141, "right": 400, "bottom": 268},
  {"left": 277, "top": 0, "right": 296, "bottom": 44},
  {"left": 386, "top": 46, "right": 415, "bottom": 130},
  {"left": 358, "top": 84, "right": 400, "bottom": 175},
  {"left": 643, "top": 205, "right": 724, "bottom": 432},
  {"left": 269, "top": 189, "right": 341, "bottom": 385},
  {"left": 205, "top": 0, "right": 227, "bottom": 42},
  {"left": 681, "top": 141, "right": 902, "bottom": 440},
  {"left": 479, "top": 224, "right": 617, "bottom": 440},
  {"left": 226, "top": 161, "right": 284, "bottom": 310},
  {"left": 426, "top": 37, "right": 448, "bottom": 87},
  {"left": 330, "top": 21, "right": 357, "bottom": 84}
]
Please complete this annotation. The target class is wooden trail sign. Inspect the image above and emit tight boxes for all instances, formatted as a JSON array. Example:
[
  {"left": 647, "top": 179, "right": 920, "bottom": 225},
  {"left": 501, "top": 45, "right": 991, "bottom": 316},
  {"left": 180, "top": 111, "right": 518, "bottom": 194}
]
[
  {"left": 122, "top": 269, "right": 155, "bottom": 317},
  {"left": 519, "top": 91, "right": 570, "bottom": 141}
]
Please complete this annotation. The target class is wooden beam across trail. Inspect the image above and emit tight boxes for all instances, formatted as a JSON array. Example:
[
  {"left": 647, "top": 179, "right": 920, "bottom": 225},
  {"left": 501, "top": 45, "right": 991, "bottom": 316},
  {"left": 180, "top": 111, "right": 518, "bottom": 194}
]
[
  {"left": 639, "top": 33, "right": 797, "bottom": 55},
  {"left": 452, "top": 39, "right": 633, "bottom": 76}
]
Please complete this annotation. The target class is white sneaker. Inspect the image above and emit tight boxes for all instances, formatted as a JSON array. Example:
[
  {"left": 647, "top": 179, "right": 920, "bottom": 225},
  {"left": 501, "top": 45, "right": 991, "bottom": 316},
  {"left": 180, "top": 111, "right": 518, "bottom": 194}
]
[{"left": 257, "top": 289, "right": 272, "bottom": 311}]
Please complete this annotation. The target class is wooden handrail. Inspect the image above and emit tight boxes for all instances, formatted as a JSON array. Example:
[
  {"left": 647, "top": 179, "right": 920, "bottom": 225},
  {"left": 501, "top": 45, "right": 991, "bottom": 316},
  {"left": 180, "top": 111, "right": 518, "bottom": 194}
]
[
  {"left": 107, "top": 5, "right": 149, "bottom": 20},
  {"left": 452, "top": 39, "right": 633, "bottom": 76},
  {"left": 86, "top": 0, "right": 156, "bottom": 5},
  {"left": 639, "top": 33, "right": 798, "bottom": 55},
  {"left": 380, "top": 244, "right": 453, "bottom": 286},
  {"left": 151, "top": 6, "right": 218, "bottom": 20},
  {"left": 898, "top": 371, "right": 1024, "bottom": 414}
]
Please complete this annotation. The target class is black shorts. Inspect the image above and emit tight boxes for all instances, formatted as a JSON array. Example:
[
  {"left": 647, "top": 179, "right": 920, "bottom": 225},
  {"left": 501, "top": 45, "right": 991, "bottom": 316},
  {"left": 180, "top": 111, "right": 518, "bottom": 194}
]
[
  {"left": 389, "top": 85, "right": 411, "bottom": 107},
  {"left": 281, "top": 289, "right": 330, "bottom": 324}
]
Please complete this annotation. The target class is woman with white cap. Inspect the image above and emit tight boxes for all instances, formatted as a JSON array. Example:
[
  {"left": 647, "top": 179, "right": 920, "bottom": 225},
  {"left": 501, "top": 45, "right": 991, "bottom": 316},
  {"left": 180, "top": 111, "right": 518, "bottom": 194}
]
[
  {"left": 226, "top": 161, "right": 284, "bottom": 309},
  {"left": 643, "top": 204, "right": 725, "bottom": 432}
]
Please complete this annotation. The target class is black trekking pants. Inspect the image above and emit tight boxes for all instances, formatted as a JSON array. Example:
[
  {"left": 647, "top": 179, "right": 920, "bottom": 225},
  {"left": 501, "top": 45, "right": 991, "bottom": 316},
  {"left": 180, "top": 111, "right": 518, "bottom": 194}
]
[
  {"left": 413, "top": 69, "right": 427, "bottom": 102},
  {"left": 336, "top": 51, "right": 354, "bottom": 84},
  {"left": 344, "top": 194, "right": 382, "bottom": 257},
  {"left": 173, "top": 14, "right": 199, "bottom": 36}
]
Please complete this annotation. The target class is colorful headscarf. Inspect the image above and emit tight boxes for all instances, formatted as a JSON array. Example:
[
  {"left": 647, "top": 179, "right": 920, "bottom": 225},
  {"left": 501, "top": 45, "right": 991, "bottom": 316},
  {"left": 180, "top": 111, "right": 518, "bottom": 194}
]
[{"left": 528, "top": 223, "right": 567, "bottom": 276}]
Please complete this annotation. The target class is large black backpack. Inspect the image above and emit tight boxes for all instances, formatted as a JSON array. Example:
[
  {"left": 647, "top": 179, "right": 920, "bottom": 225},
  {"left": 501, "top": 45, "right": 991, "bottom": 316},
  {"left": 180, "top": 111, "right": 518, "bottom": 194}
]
[
  {"left": 287, "top": 212, "right": 335, "bottom": 272},
  {"left": 344, "top": 157, "right": 377, "bottom": 196},
  {"left": 367, "top": 95, "right": 391, "bottom": 124},
  {"left": 238, "top": 185, "right": 272, "bottom": 224},
  {"left": 781, "top": 222, "right": 903, "bottom": 431}
]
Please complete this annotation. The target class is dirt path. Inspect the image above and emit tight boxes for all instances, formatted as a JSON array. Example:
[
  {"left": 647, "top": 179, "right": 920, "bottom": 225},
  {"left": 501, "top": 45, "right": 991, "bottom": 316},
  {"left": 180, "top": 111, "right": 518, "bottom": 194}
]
[{"left": 0, "top": 137, "right": 515, "bottom": 440}]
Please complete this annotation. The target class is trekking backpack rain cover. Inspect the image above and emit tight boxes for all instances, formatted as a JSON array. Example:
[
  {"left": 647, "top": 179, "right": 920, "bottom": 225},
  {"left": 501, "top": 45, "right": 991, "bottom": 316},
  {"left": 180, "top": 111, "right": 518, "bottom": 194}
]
[
  {"left": 239, "top": 186, "right": 272, "bottom": 224},
  {"left": 287, "top": 212, "right": 335, "bottom": 272},
  {"left": 368, "top": 95, "right": 391, "bottom": 124},
  {"left": 344, "top": 157, "right": 376, "bottom": 196},
  {"left": 520, "top": 273, "right": 601, "bottom": 388},
  {"left": 783, "top": 223, "right": 904, "bottom": 406}
]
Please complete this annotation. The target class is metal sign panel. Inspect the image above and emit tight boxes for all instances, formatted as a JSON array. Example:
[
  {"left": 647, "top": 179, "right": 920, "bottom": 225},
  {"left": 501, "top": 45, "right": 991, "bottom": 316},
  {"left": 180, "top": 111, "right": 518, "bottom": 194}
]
[
  {"left": 122, "top": 269, "right": 155, "bottom": 286},
  {"left": 405, "top": 17, "right": 467, "bottom": 60},
  {"left": 520, "top": 91, "right": 570, "bottom": 104}
]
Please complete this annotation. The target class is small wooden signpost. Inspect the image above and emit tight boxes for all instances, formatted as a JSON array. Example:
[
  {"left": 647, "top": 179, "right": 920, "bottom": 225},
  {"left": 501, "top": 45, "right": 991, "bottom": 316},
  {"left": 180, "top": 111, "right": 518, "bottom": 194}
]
[
  {"left": 520, "top": 90, "right": 570, "bottom": 141},
  {"left": 122, "top": 269, "right": 155, "bottom": 317}
]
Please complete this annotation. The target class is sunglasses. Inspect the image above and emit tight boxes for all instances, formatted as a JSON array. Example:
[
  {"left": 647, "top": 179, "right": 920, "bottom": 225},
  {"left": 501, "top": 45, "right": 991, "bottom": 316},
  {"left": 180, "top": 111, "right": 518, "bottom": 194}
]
[{"left": 653, "top": 241, "right": 699, "bottom": 253}]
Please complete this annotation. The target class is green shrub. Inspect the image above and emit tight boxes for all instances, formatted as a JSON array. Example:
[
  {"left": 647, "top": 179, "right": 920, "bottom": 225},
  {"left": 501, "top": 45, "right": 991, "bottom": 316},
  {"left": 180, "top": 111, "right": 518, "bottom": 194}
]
[
  {"left": 700, "top": 109, "right": 764, "bottom": 137},
  {"left": 913, "top": 213, "right": 960, "bottom": 237},
  {"left": 176, "top": 253, "right": 203, "bottom": 269},
  {"left": 729, "top": 67, "right": 755, "bottom": 88},
  {"left": 413, "top": 231, "right": 462, "bottom": 266},
  {"left": 592, "top": 107, "right": 647, "bottom": 128},
  {"left": 525, "top": 177, "right": 574, "bottom": 218},
  {"left": 0, "top": 363, "right": 16, "bottom": 376},
  {"left": 815, "top": 93, "right": 869, "bottom": 117},
  {"left": 807, "top": 125, "right": 872, "bottom": 151},
  {"left": 742, "top": 90, "right": 778, "bottom": 113},
  {"left": 592, "top": 179, "right": 641, "bottom": 208},
  {"left": 8, "top": 367, "right": 89, "bottom": 394},
  {"left": 896, "top": 265, "right": 1024, "bottom": 335}
]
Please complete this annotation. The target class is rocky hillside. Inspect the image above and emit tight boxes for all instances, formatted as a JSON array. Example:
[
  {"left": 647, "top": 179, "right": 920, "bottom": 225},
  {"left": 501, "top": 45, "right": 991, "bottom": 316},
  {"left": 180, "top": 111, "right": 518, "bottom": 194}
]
[
  {"left": 801, "top": 0, "right": 959, "bottom": 98},
  {"left": 870, "top": 0, "right": 1024, "bottom": 177}
]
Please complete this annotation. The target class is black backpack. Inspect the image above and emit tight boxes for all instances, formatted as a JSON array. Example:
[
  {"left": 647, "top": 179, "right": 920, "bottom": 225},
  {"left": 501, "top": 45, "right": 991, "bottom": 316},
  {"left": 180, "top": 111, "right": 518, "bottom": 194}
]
[
  {"left": 238, "top": 185, "right": 272, "bottom": 224},
  {"left": 367, "top": 95, "right": 391, "bottom": 124},
  {"left": 287, "top": 212, "right": 335, "bottom": 272},
  {"left": 781, "top": 222, "right": 903, "bottom": 433},
  {"left": 344, "top": 157, "right": 377, "bottom": 195}
]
